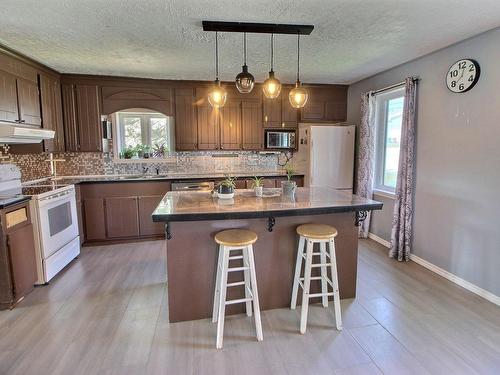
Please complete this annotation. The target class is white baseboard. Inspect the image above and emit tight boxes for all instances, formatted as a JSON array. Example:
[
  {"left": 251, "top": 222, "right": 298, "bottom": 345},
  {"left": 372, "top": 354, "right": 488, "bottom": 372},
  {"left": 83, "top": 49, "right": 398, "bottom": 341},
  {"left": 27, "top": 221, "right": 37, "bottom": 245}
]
[
  {"left": 409, "top": 254, "right": 500, "bottom": 306},
  {"left": 367, "top": 232, "right": 391, "bottom": 248},
  {"left": 366, "top": 232, "right": 500, "bottom": 307}
]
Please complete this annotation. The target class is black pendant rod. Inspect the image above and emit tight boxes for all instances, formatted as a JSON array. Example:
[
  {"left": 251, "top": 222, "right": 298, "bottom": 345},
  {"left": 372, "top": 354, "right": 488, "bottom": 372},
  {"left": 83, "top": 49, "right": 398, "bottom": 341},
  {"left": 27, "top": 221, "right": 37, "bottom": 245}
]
[
  {"left": 270, "top": 33, "right": 274, "bottom": 71},
  {"left": 203, "top": 21, "right": 314, "bottom": 35},
  {"left": 215, "top": 31, "right": 219, "bottom": 80},
  {"left": 296, "top": 34, "right": 300, "bottom": 82},
  {"left": 243, "top": 32, "right": 247, "bottom": 65}
]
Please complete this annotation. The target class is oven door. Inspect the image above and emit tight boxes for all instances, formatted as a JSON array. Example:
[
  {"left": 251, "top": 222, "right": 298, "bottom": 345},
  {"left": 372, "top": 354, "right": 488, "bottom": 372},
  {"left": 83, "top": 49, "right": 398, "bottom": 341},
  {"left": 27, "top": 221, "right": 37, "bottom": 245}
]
[{"left": 37, "top": 188, "right": 79, "bottom": 259}]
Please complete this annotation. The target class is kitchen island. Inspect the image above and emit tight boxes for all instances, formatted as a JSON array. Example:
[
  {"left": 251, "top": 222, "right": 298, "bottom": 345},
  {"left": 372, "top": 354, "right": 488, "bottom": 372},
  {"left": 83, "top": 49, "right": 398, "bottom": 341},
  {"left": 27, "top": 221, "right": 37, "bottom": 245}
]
[{"left": 152, "top": 187, "right": 382, "bottom": 322}]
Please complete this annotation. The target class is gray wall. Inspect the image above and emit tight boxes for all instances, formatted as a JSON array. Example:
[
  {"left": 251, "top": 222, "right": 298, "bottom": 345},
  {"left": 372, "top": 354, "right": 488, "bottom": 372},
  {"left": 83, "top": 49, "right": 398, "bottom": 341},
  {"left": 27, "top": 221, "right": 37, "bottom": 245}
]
[{"left": 347, "top": 27, "right": 500, "bottom": 297}]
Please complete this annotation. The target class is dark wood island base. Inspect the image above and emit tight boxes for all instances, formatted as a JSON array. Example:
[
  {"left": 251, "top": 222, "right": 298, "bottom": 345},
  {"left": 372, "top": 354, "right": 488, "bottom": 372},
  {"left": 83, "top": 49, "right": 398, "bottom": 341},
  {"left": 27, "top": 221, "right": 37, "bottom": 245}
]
[{"left": 167, "top": 212, "right": 358, "bottom": 323}]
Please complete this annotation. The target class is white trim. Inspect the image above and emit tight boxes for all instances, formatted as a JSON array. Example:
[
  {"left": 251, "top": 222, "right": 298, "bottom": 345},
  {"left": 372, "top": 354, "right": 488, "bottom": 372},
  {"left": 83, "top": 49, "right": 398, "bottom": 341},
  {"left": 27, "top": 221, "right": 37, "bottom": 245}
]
[
  {"left": 372, "top": 189, "right": 396, "bottom": 200},
  {"left": 368, "top": 232, "right": 391, "bottom": 248},
  {"left": 366, "top": 233, "right": 500, "bottom": 306},
  {"left": 410, "top": 254, "right": 500, "bottom": 307}
]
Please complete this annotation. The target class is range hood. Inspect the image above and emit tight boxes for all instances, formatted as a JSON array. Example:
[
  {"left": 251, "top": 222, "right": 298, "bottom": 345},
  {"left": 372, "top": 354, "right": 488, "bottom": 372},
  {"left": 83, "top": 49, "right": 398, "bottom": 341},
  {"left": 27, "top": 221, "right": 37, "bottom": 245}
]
[{"left": 0, "top": 125, "right": 55, "bottom": 144}]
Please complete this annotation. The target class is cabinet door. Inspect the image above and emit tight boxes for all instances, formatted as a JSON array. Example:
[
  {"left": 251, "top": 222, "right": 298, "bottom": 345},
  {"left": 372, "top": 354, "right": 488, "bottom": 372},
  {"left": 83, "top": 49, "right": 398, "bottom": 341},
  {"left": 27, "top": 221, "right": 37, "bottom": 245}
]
[
  {"left": 62, "top": 84, "right": 79, "bottom": 151},
  {"left": 197, "top": 103, "right": 219, "bottom": 150},
  {"left": 281, "top": 87, "right": 299, "bottom": 128},
  {"left": 262, "top": 96, "right": 281, "bottom": 128},
  {"left": 301, "top": 100, "right": 325, "bottom": 121},
  {"left": 138, "top": 195, "right": 165, "bottom": 236},
  {"left": 242, "top": 100, "right": 263, "bottom": 150},
  {"left": 175, "top": 88, "right": 198, "bottom": 151},
  {"left": 220, "top": 100, "right": 241, "bottom": 150},
  {"left": 83, "top": 198, "right": 106, "bottom": 240},
  {"left": 16, "top": 78, "right": 41, "bottom": 126},
  {"left": 105, "top": 197, "right": 140, "bottom": 238},
  {"left": 75, "top": 85, "right": 102, "bottom": 152},
  {"left": 40, "top": 74, "right": 65, "bottom": 152},
  {"left": 0, "top": 70, "right": 19, "bottom": 123},
  {"left": 7, "top": 223, "right": 37, "bottom": 300}
]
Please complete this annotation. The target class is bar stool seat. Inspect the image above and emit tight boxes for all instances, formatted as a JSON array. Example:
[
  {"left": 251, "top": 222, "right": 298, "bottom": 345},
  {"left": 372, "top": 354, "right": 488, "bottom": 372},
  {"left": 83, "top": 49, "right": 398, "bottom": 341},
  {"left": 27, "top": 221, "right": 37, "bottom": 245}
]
[
  {"left": 213, "top": 229, "right": 263, "bottom": 349},
  {"left": 215, "top": 229, "right": 258, "bottom": 246},
  {"left": 291, "top": 223, "right": 342, "bottom": 334},
  {"left": 297, "top": 224, "right": 338, "bottom": 239}
]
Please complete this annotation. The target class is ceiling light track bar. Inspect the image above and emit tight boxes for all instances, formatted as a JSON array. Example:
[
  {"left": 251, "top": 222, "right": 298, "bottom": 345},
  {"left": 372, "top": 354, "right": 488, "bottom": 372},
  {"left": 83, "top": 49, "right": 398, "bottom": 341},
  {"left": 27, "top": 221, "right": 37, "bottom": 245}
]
[{"left": 202, "top": 21, "right": 314, "bottom": 35}]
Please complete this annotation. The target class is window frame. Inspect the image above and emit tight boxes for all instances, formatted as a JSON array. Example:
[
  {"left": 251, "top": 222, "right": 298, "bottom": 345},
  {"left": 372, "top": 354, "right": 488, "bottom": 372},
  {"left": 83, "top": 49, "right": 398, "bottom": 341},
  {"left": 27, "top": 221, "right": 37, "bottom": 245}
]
[
  {"left": 374, "top": 86, "right": 405, "bottom": 196},
  {"left": 114, "top": 110, "right": 170, "bottom": 159}
]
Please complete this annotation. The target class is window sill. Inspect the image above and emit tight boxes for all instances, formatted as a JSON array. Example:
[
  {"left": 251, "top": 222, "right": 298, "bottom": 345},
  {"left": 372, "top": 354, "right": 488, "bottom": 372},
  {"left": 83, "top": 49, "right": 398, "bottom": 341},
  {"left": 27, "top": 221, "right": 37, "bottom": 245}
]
[
  {"left": 113, "top": 157, "right": 176, "bottom": 164},
  {"left": 373, "top": 189, "right": 396, "bottom": 200}
]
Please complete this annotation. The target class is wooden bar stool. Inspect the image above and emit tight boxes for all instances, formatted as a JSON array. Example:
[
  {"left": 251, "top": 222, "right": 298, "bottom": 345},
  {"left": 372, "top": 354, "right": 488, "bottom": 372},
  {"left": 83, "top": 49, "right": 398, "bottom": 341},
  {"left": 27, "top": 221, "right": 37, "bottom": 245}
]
[
  {"left": 212, "top": 229, "right": 263, "bottom": 349},
  {"left": 290, "top": 224, "right": 342, "bottom": 334}
]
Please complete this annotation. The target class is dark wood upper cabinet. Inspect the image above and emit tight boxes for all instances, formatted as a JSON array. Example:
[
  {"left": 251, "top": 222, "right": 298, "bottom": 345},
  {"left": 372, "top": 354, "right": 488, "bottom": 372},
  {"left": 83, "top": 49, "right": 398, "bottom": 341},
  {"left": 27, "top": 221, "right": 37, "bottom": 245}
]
[
  {"left": 61, "top": 83, "right": 79, "bottom": 152},
  {"left": 75, "top": 85, "right": 102, "bottom": 152},
  {"left": 138, "top": 195, "right": 165, "bottom": 236},
  {"left": 220, "top": 100, "right": 242, "bottom": 150},
  {"left": 281, "top": 87, "right": 299, "bottom": 128},
  {"left": 101, "top": 86, "right": 173, "bottom": 115},
  {"left": 175, "top": 88, "right": 198, "bottom": 151},
  {"left": 0, "top": 70, "right": 18, "bottom": 123},
  {"left": 40, "top": 74, "right": 65, "bottom": 152},
  {"left": 196, "top": 90, "right": 219, "bottom": 150},
  {"left": 105, "top": 197, "right": 140, "bottom": 239},
  {"left": 242, "top": 100, "right": 263, "bottom": 150},
  {"left": 301, "top": 86, "right": 348, "bottom": 122},
  {"left": 16, "top": 78, "right": 41, "bottom": 126},
  {"left": 262, "top": 96, "right": 282, "bottom": 128}
]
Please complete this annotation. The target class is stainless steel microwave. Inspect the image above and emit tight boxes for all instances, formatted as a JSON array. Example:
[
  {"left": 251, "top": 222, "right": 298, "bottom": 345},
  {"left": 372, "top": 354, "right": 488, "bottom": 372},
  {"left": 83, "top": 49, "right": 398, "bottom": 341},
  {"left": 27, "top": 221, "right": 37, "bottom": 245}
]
[{"left": 265, "top": 130, "right": 296, "bottom": 149}]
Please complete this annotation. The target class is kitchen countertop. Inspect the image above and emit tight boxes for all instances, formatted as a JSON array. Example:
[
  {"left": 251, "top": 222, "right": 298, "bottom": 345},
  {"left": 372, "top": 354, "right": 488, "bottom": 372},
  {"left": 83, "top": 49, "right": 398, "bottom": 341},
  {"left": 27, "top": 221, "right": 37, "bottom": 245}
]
[
  {"left": 152, "top": 187, "right": 382, "bottom": 222},
  {"left": 25, "top": 171, "right": 302, "bottom": 186}
]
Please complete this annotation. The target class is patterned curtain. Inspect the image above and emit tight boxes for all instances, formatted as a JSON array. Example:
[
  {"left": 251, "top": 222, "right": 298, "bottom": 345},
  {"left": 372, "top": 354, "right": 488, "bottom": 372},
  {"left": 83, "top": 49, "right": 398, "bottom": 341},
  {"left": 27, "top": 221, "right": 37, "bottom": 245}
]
[
  {"left": 389, "top": 78, "right": 417, "bottom": 261},
  {"left": 356, "top": 92, "right": 376, "bottom": 238}
]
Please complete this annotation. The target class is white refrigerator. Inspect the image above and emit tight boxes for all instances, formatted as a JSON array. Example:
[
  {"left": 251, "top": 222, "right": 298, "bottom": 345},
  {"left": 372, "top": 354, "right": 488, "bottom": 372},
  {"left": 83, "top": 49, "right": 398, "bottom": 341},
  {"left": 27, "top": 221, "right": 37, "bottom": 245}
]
[{"left": 295, "top": 124, "right": 355, "bottom": 191}]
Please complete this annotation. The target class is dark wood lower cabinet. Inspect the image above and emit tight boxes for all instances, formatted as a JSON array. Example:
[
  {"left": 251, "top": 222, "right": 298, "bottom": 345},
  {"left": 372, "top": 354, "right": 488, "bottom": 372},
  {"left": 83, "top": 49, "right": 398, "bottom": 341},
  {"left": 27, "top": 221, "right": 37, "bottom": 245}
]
[
  {"left": 138, "top": 195, "right": 165, "bottom": 236},
  {"left": 83, "top": 198, "right": 106, "bottom": 241},
  {"left": 105, "top": 197, "right": 140, "bottom": 239}
]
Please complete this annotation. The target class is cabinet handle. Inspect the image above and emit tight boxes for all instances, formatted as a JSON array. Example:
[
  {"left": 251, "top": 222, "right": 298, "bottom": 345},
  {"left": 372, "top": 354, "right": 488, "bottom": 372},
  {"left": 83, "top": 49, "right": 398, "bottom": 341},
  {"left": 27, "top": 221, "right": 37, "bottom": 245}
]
[{"left": 19, "top": 119, "right": 25, "bottom": 123}]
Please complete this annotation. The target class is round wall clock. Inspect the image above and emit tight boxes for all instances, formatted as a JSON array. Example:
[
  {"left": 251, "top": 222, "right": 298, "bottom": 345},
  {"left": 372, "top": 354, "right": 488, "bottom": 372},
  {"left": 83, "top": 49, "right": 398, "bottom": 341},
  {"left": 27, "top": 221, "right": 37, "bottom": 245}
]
[{"left": 446, "top": 59, "right": 480, "bottom": 93}]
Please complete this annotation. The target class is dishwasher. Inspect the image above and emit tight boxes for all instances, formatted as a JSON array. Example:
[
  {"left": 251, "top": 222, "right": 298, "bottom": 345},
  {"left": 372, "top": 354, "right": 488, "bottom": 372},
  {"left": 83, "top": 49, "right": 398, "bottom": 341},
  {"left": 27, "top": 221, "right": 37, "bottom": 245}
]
[{"left": 171, "top": 181, "right": 215, "bottom": 192}]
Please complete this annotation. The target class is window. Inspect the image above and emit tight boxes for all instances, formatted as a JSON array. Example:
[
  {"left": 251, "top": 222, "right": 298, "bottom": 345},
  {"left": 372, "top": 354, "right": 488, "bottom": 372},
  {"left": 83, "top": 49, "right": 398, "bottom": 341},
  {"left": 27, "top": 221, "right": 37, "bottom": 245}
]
[
  {"left": 374, "top": 87, "right": 405, "bottom": 194},
  {"left": 114, "top": 110, "right": 172, "bottom": 159}
]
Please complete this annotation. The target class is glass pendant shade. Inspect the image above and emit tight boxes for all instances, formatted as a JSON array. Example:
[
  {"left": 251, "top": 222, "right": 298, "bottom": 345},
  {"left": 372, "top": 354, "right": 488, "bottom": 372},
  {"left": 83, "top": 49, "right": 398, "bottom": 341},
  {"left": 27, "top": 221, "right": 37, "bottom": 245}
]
[
  {"left": 289, "top": 81, "right": 308, "bottom": 108},
  {"left": 235, "top": 64, "right": 255, "bottom": 93},
  {"left": 263, "top": 70, "right": 282, "bottom": 99},
  {"left": 208, "top": 80, "right": 227, "bottom": 108}
]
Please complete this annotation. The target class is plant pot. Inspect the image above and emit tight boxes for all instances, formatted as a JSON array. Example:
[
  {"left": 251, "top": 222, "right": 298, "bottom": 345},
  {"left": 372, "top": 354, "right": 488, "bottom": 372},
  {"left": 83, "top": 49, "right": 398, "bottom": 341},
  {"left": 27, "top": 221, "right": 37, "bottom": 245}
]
[
  {"left": 254, "top": 186, "right": 263, "bottom": 197},
  {"left": 217, "top": 185, "right": 234, "bottom": 200},
  {"left": 281, "top": 180, "right": 297, "bottom": 195}
]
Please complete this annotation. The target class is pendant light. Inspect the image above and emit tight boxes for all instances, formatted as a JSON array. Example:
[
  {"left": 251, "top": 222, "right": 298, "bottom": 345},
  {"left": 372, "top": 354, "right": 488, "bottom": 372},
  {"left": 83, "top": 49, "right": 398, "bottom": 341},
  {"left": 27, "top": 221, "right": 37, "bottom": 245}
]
[
  {"left": 263, "top": 33, "right": 281, "bottom": 99},
  {"left": 208, "top": 31, "right": 227, "bottom": 108},
  {"left": 235, "top": 33, "right": 255, "bottom": 93},
  {"left": 289, "top": 34, "right": 308, "bottom": 108}
]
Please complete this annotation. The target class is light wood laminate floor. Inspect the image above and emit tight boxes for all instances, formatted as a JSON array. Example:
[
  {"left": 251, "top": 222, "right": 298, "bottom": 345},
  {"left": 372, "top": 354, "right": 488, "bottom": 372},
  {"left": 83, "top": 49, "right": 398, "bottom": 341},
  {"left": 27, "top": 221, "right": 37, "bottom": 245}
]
[{"left": 1, "top": 239, "right": 499, "bottom": 375}]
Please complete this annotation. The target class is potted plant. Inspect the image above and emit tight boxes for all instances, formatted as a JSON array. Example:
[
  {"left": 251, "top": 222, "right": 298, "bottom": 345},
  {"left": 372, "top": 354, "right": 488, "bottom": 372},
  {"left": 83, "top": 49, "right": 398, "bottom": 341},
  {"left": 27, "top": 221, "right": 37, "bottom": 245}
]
[
  {"left": 143, "top": 145, "right": 152, "bottom": 159},
  {"left": 153, "top": 143, "right": 166, "bottom": 158},
  {"left": 217, "top": 175, "right": 236, "bottom": 199},
  {"left": 135, "top": 144, "right": 144, "bottom": 158},
  {"left": 251, "top": 176, "right": 264, "bottom": 197},
  {"left": 281, "top": 165, "right": 297, "bottom": 195},
  {"left": 122, "top": 147, "right": 136, "bottom": 159}
]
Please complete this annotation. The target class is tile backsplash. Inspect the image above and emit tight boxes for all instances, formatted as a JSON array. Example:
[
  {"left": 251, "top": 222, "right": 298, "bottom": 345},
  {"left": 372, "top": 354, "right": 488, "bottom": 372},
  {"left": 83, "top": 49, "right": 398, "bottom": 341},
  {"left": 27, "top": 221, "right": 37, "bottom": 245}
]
[{"left": 7, "top": 151, "right": 288, "bottom": 182}]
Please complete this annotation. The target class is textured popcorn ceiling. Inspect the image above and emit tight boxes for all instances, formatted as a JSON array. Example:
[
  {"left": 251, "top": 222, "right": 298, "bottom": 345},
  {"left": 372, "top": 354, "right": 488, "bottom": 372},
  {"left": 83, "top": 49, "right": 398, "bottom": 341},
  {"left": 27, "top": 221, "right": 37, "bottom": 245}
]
[{"left": 0, "top": 0, "right": 499, "bottom": 84}]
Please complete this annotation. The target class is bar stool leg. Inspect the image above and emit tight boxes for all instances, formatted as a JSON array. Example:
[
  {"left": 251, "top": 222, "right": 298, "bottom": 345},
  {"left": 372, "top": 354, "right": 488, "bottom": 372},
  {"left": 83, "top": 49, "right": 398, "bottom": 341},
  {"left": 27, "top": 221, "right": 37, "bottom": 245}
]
[
  {"left": 300, "top": 239, "right": 314, "bottom": 334},
  {"left": 242, "top": 246, "right": 253, "bottom": 317},
  {"left": 212, "top": 244, "right": 223, "bottom": 323},
  {"left": 319, "top": 241, "right": 329, "bottom": 308},
  {"left": 216, "top": 246, "right": 230, "bottom": 349},
  {"left": 291, "top": 236, "right": 305, "bottom": 310},
  {"left": 247, "top": 244, "right": 263, "bottom": 341},
  {"left": 329, "top": 238, "right": 343, "bottom": 331}
]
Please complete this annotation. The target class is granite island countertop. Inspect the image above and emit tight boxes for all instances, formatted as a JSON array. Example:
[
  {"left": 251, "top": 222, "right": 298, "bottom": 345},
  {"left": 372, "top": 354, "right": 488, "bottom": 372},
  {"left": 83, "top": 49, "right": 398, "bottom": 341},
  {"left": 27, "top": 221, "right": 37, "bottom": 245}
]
[{"left": 152, "top": 187, "right": 382, "bottom": 222}]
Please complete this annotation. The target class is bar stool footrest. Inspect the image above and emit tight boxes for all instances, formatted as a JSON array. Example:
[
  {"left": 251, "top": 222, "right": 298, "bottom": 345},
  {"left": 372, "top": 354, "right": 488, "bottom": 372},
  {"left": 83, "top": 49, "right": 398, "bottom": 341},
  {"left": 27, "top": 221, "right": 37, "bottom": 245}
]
[{"left": 225, "top": 297, "right": 254, "bottom": 305}]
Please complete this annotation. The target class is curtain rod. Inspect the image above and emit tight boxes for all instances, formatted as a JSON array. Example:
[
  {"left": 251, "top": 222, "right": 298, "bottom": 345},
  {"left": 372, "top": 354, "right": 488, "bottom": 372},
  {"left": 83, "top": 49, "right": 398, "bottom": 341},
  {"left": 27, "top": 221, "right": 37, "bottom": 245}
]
[{"left": 370, "top": 77, "right": 419, "bottom": 96}]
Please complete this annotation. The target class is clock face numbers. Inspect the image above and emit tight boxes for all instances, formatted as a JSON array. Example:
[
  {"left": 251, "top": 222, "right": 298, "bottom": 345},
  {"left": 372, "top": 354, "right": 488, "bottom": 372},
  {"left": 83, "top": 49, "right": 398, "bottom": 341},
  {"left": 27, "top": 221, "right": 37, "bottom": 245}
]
[{"left": 446, "top": 59, "right": 480, "bottom": 93}]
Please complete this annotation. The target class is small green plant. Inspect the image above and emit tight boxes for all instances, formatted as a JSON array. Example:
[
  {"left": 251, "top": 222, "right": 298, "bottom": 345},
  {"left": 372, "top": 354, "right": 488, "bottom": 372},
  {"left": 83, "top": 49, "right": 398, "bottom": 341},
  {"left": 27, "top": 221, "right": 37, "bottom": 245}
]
[
  {"left": 251, "top": 176, "right": 263, "bottom": 188},
  {"left": 218, "top": 175, "right": 237, "bottom": 189},
  {"left": 122, "top": 147, "right": 136, "bottom": 159},
  {"left": 284, "top": 165, "right": 295, "bottom": 181}
]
